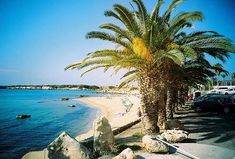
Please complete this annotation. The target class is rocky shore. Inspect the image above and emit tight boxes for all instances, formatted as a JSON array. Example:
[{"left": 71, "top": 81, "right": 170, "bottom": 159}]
[{"left": 22, "top": 96, "right": 235, "bottom": 159}]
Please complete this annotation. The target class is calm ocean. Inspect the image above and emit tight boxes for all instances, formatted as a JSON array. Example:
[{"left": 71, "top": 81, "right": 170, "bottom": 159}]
[{"left": 0, "top": 89, "right": 102, "bottom": 159}]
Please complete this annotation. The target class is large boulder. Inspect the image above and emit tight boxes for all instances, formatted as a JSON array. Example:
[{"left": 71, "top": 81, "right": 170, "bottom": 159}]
[
  {"left": 165, "top": 119, "right": 184, "bottom": 130},
  {"left": 22, "top": 149, "right": 48, "bottom": 159},
  {"left": 47, "top": 131, "right": 93, "bottom": 159},
  {"left": 93, "top": 116, "right": 115, "bottom": 155},
  {"left": 142, "top": 135, "right": 169, "bottom": 153},
  {"left": 161, "top": 130, "right": 188, "bottom": 143},
  {"left": 112, "top": 148, "right": 136, "bottom": 159}
]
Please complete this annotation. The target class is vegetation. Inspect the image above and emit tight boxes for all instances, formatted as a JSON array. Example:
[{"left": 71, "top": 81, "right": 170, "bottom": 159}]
[
  {"left": 0, "top": 85, "right": 100, "bottom": 90},
  {"left": 211, "top": 63, "right": 228, "bottom": 86},
  {"left": 132, "top": 132, "right": 144, "bottom": 139},
  {"left": 66, "top": 0, "right": 235, "bottom": 134},
  {"left": 115, "top": 143, "right": 141, "bottom": 153},
  {"left": 231, "top": 72, "right": 235, "bottom": 80}
]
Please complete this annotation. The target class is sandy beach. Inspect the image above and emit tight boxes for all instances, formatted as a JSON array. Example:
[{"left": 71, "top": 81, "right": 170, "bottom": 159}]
[
  {"left": 75, "top": 95, "right": 140, "bottom": 140},
  {"left": 76, "top": 95, "right": 235, "bottom": 150}
]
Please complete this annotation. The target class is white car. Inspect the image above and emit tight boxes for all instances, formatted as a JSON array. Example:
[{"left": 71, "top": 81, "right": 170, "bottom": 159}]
[
  {"left": 224, "top": 88, "right": 235, "bottom": 94},
  {"left": 207, "top": 87, "right": 229, "bottom": 94},
  {"left": 207, "top": 89, "right": 218, "bottom": 94}
]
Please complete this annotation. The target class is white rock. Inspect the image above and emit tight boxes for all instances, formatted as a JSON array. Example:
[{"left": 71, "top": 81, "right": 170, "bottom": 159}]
[
  {"left": 142, "top": 135, "right": 169, "bottom": 153},
  {"left": 112, "top": 148, "right": 136, "bottom": 159},
  {"left": 161, "top": 130, "right": 188, "bottom": 143},
  {"left": 47, "top": 131, "right": 93, "bottom": 159},
  {"left": 22, "top": 149, "right": 48, "bottom": 159},
  {"left": 93, "top": 116, "right": 115, "bottom": 155}
]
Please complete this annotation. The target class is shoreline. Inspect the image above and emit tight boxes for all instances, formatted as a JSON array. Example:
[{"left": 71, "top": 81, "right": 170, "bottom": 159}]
[{"left": 75, "top": 96, "right": 140, "bottom": 140}]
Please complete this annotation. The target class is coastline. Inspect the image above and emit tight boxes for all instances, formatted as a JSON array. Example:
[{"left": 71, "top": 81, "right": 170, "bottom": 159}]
[
  {"left": 21, "top": 94, "right": 141, "bottom": 159},
  {"left": 75, "top": 95, "right": 140, "bottom": 141}
]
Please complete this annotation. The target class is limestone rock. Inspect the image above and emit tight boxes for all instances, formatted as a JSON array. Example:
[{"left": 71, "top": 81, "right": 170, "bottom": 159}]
[
  {"left": 112, "top": 148, "right": 136, "bottom": 159},
  {"left": 142, "top": 135, "right": 169, "bottom": 153},
  {"left": 93, "top": 116, "right": 115, "bottom": 155},
  {"left": 22, "top": 149, "right": 48, "bottom": 159},
  {"left": 47, "top": 131, "right": 93, "bottom": 159},
  {"left": 165, "top": 119, "right": 184, "bottom": 130},
  {"left": 161, "top": 130, "right": 188, "bottom": 143}
]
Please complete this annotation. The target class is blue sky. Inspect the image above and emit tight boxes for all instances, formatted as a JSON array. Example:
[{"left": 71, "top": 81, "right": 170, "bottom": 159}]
[{"left": 0, "top": 0, "right": 235, "bottom": 85}]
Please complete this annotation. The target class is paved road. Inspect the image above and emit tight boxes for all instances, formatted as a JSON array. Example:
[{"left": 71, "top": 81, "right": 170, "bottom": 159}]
[
  {"left": 137, "top": 111, "right": 235, "bottom": 159},
  {"left": 175, "top": 110, "right": 235, "bottom": 150}
]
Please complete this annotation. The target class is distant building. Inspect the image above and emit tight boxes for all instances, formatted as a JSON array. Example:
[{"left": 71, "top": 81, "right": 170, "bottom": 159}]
[
  {"left": 42, "top": 86, "right": 51, "bottom": 90},
  {"left": 212, "top": 79, "right": 235, "bottom": 89},
  {"left": 216, "top": 79, "right": 235, "bottom": 86}
]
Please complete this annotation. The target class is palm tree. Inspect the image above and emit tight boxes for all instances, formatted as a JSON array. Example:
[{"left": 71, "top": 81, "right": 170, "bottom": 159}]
[
  {"left": 66, "top": 0, "right": 235, "bottom": 134},
  {"left": 231, "top": 73, "right": 235, "bottom": 80},
  {"left": 213, "top": 63, "right": 228, "bottom": 86},
  {"left": 166, "top": 58, "right": 216, "bottom": 119},
  {"left": 221, "top": 73, "right": 228, "bottom": 85},
  {"left": 213, "top": 63, "right": 222, "bottom": 86}
]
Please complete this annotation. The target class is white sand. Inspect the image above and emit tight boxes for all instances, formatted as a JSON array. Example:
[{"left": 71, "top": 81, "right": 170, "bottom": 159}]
[{"left": 75, "top": 95, "right": 140, "bottom": 140}]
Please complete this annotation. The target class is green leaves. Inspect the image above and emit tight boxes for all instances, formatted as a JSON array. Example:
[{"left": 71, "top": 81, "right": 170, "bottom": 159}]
[
  {"left": 119, "top": 70, "right": 137, "bottom": 88},
  {"left": 86, "top": 31, "right": 132, "bottom": 50},
  {"left": 100, "top": 23, "right": 133, "bottom": 41},
  {"left": 113, "top": 4, "right": 141, "bottom": 36},
  {"left": 162, "top": 0, "right": 184, "bottom": 22},
  {"left": 151, "top": 0, "right": 163, "bottom": 22},
  {"left": 170, "top": 11, "right": 203, "bottom": 26},
  {"left": 80, "top": 65, "right": 111, "bottom": 77},
  {"left": 132, "top": 0, "right": 148, "bottom": 30},
  {"left": 66, "top": 0, "right": 235, "bottom": 89},
  {"left": 231, "top": 72, "right": 235, "bottom": 80},
  {"left": 165, "top": 49, "right": 185, "bottom": 66}
]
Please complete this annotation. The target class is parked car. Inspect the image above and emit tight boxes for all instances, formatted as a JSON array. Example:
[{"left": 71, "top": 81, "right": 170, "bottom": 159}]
[
  {"left": 216, "top": 87, "right": 230, "bottom": 94},
  {"left": 193, "top": 93, "right": 217, "bottom": 102},
  {"left": 192, "top": 94, "right": 235, "bottom": 113},
  {"left": 207, "top": 87, "right": 229, "bottom": 94},
  {"left": 224, "top": 88, "right": 235, "bottom": 95}
]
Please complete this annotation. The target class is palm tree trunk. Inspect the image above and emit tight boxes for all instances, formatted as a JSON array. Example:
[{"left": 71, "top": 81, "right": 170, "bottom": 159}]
[
  {"left": 176, "top": 85, "right": 186, "bottom": 110},
  {"left": 164, "top": 59, "right": 178, "bottom": 121},
  {"left": 139, "top": 72, "right": 164, "bottom": 134},
  {"left": 158, "top": 93, "right": 167, "bottom": 129},
  {"left": 166, "top": 87, "right": 174, "bottom": 120}
]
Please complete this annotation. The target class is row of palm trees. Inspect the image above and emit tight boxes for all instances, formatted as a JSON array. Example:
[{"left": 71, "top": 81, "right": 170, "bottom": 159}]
[
  {"left": 66, "top": 0, "right": 235, "bottom": 134},
  {"left": 209, "top": 63, "right": 235, "bottom": 88}
]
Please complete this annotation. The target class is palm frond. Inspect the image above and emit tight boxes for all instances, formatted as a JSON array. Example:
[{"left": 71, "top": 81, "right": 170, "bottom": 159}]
[
  {"left": 86, "top": 31, "right": 132, "bottom": 49},
  {"left": 118, "top": 73, "right": 136, "bottom": 89},
  {"left": 151, "top": 0, "right": 163, "bottom": 22},
  {"left": 170, "top": 11, "right": 203, "bottom": 27},
  {"left": 132, "top": 0, "right": 148, "bottom": 29},
  {"left": 121, "top": 70, "right": 137, "bottom": 79},
  {"left": 113, "top": 4, "right": 141, "bottom": 36},
  {"left": 80, "top": 65, "right": 111, "bottom": 77},
  {"left": 104, "top": 10, "right": 121, "bottom": 20},
  {"left": 65, "top": 62, "right": 81, "bottom": 70},
  {"left": 162, "top": 0, "right": 184, "bottom": 22},
  {"left": 100, "top": 23, "right": 133, "bottom": 41}
]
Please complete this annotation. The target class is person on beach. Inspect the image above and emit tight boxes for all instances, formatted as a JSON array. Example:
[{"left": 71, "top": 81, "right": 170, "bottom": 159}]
[{"left": 121, "top": 97, "right": 133, "bottom": 113}]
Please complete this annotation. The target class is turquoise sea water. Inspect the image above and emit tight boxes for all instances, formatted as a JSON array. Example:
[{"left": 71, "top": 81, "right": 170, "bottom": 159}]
[{"left": 0, "top": 89, "right": 102, "bottom": 159}]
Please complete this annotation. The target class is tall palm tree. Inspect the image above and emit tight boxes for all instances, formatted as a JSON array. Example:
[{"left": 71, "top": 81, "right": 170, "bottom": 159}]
[
  {"left": 66, "top": 0, "right": 235, "bottom": 134},
  {"left": 166, "top": 58, "right": 216, "bottom": 119},
  {"left": 221, "top": 73, "right": 227, "bottom": 85},
  {"left": 213, "top": 63, "right": 228, "bottom": 86},
  {"left": 215, "top": 64, "right": 222, "bottom": 86},
  {"left": 231, "top": 73, "right": 235, "bottom": 80}
]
